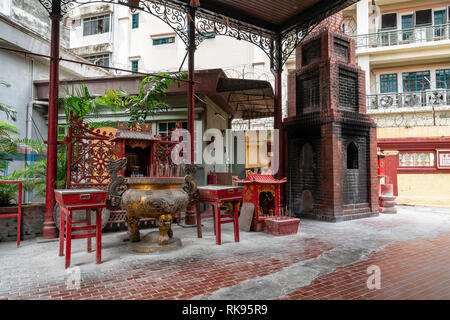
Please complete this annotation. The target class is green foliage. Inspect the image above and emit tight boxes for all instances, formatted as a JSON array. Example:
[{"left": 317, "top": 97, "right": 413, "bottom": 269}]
[
  {"left": 97, "top": 73, "right": 186, "bottom": 125},
  {"left": 0, "top": 183, "right": 18, "bottom": 207},
  {"left": 0, "top": 81, "right": 17, "bottom": 122},
  {"left": 60, "top": 85, "right": 100, "bottom": 123},
  {"left": 0, "top": 121, "right": 19, "bottom": 165}
]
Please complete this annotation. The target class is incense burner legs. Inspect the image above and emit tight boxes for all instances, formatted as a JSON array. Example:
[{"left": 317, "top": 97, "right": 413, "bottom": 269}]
[{"left": 125, "top": 213, "right": 174, "bottom": 245}]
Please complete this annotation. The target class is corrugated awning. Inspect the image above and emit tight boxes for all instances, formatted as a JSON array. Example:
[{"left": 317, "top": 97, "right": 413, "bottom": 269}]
[{"left": 216, "top": 78, "right": 274, "bottom": 120}]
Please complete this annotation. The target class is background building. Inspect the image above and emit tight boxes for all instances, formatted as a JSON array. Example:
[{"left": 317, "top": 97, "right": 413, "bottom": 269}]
[
  {"left": 342, "top": 0, "right": 450, "bottom": 206},
  {"left": 66, "top": 2, "right": 296, "bottom": 131}
]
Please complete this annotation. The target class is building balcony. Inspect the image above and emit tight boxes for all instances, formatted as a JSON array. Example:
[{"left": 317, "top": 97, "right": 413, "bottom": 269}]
[
  {"left": 354, "top": 24, "right": 450, "bottom": 50},
  {"left": 367, "top": 89, "right": 450, "bottom": 111}
]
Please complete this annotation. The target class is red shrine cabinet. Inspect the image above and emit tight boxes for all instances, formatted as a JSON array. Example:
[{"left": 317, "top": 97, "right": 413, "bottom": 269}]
[
  {"left": 111, "top": 122, "right": 182, "bottom": 177},
  {"left": 235, "top": 173, "right": 287, "bottom": 231}
]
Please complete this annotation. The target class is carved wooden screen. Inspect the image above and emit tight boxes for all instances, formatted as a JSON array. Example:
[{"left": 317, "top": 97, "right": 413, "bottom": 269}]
[
  {"left": 66, "top": 113, "right": 116, "bottom": 190},
  {"left": 150, "top": 127, "right": 183, "bottom": 177}
]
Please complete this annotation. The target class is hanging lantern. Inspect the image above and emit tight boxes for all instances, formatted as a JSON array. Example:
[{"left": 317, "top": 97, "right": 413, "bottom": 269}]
[{"left": 189, "top": 0, "right": 201, "bottom": 7}]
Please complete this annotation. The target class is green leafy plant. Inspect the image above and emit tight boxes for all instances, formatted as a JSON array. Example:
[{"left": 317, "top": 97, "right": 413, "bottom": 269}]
[
  {"left": 0, "top": 80, "right": 17, "bottom": 122},
  {"left": 97, "top": 73, "right": 186, "bottom": 125},
  {"left": 60, "top": 84, "right": 102, "bottom": 125},
  {"left": 0, "top": 81, "right": 20, "bottom": 206}
]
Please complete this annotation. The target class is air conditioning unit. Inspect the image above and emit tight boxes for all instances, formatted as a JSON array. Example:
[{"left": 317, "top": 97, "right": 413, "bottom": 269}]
[{"left": 403, "top": 94, "right": 420, "bottom": 107}]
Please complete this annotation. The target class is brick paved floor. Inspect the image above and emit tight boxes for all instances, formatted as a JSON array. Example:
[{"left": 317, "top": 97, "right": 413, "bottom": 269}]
[
  {"left": 1, "top": 205, "right": 449, "bottom": 300},
  {"left": 280, "top": 231, "right": 450, "bottom": 300}
]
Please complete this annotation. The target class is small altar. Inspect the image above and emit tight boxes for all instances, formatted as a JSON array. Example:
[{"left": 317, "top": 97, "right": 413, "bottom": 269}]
[{"left": 234, "top": 173, "right": 287, "bottom": 231}]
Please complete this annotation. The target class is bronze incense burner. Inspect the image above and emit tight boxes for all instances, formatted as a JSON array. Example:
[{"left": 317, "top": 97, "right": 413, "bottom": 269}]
[{"left": 106, "top": 158, "right": 197, "bottom": 248}]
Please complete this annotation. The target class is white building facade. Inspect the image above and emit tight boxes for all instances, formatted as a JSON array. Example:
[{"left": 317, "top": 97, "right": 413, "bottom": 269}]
[{"left": 67, "top": 2, "right": 297, "bottom": 130}]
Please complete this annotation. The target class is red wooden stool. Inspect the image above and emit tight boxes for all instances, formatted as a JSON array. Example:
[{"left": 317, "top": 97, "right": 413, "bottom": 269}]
[
  {"left": 196, "top": 186, "right": 242, "bottom": 245},
  {"left": 55, "top": 189, "right": 108, "bottom": 269}
]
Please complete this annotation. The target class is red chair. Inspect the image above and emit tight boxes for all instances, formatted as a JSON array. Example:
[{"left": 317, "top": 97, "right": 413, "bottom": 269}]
[{"left": 0, "top": 180, "right": 22, "bottom": 246}]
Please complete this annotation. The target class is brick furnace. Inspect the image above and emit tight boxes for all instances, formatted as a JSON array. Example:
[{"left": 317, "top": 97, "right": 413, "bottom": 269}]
[{"left": 284, "top": 13, "right": 379, "bottom": 222}]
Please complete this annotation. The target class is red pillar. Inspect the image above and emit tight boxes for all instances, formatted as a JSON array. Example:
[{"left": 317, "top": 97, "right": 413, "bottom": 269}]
[
  {"left": 184, "top": 6, "right": 197, "bottom": 225},
  {"left": 42, "top": 11, "right": 61, "bottom": 239},
  {"left": 384, "top": 151, "right": 399, "bottom": 196},
  {"left": 274, "top": 68, "right": 283, "bottom": 179},
  {"left": 272, "top": 34, "right": 286, "bottom": 210},
  {"left": 188, "top": 47, "right": 195, "bottom": 163}
]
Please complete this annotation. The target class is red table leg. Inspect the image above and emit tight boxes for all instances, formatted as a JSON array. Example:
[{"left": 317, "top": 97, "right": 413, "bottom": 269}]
[
  {"left": 86, "top": 210, "right": 92, "bottom": 253},
  {"left": 96, "top": 208, "right": 102, "bottom": 264},
  {"left": 59, "top": 207, "right": 65, "bottom": 256},
  {"left": 233, "top": 201, "right": 240, "bottom": 242},
  {"left": 65, "top": 210, "right": 72, "bottom": 269},
  {"left": 214, "top": 204, "right": 221, "bottom": 245},
  {"left": 196, "top": 203, "right": 202, "bottom": 238}
]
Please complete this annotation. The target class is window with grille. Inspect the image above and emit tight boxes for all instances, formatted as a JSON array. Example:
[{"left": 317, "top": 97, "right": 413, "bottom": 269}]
[
  {"left": 402, "top": 71, "right": 430, "bottom": 92},
  {"left": 434, "top": 10, "right": 446, "bottom": 37},
  {"left": 380, "top": 74, "right": 398, "bottom": 93},
  {"left": 302, "top": 38, "right": 321, "bottom": 66},
  {"left": 132, "top": 13, "right": 139, "bottom": 29},
  {"left": 83, "top": 14, "right": 110, "bottom": 36},
  {"left": 334, "top": 38, "right": 349, "bottom": 63},
  {"left": 158, "top": 121, "right": 187, "bottom": 135},
  {"left": 198, "top": 32, "right": 215, "bottom": 41},
  {"left": 131, "top": 60, "right": 139, "bottom": 72},
  {"left": 346, "top": 142, "right": 359, "bottom": 169},
  {"left": 153, "top": 37, "right": 175, "bottom": 45},
  {"left": 415, "top": 9, "right": 432, "bottom": 26},
  {"left": 401, "top": 15, "right": 413, "bottom": 41},
  {"left": 338, "top": 68, "right": 358, "bottom": 111},
  {"left": 83, "top": 54, "right": 110, "bottom": 68},
  {"left": 381, "top": 13, "right": 397, "bottom": 29},
  {"left": 298, "top": 75, "right": 320, "bottom": 113},
  {"left": 436, "top": 69, "right": 450, "bottom": 89}
]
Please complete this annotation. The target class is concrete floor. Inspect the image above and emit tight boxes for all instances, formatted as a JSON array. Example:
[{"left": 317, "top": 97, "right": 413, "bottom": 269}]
[{"left": 0, "top": 205, "right": 449, "bottom": 300}]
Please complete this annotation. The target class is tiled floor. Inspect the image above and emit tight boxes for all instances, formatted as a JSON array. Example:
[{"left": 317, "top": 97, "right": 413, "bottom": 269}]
[{"left": 1, "top": 205, "right": 449, "bottom": 300}]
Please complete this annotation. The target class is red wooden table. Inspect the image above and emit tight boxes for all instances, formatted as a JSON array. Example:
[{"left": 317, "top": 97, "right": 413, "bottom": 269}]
[
  {"left": 0, "top": 180, "right": 21, "bottom": 246},
  {"left": 196, "top": 185, "right": 242, "bottom": 245},
  {"left": 55, "top": 188, "right": 107, "bottom": 268}
]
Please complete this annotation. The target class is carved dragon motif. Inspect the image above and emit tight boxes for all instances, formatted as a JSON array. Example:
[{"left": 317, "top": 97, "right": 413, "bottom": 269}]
[
  {"left": 182, "top": 164, "right": 199, "bottom": 206},
  {"left": 105, "top": 158, "right": 127, "bottom": 211}
]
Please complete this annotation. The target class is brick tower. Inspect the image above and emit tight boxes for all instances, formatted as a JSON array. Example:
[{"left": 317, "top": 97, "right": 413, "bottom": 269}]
[{"left": 284, "top": 13, "right": 379, "bottom": 222}]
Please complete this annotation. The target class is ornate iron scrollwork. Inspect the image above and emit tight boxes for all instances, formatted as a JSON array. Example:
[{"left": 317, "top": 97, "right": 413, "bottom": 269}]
[
  {"left": 37, "top": 0, "right": 352, "bottom": 71},
  {"left": 195, "top": 10, "right": 274, "bottom": 61},
  {"left": 37, "top": 0, "right": 75, "bottom": 15}
]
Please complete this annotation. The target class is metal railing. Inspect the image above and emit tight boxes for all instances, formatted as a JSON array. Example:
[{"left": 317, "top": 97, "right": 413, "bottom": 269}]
[
  {"left": 366, "top": 89, "right": 450, "bottom": 110},
  {"left": 354, "top": 24, "right": 450, "bottom": 49}
]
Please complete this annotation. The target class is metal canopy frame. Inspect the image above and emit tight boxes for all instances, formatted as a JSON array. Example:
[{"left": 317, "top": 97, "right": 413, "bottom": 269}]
[{"left": 37, "top": 0, "right": 355, "bottom": 71}]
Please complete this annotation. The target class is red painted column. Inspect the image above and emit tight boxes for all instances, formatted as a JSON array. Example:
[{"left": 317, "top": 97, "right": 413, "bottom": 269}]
[
  {"left": 184, "top": 5, "right": 197, "bottom": 225},
  {"left": 42, "top": 10, "right": 61, "bottom": 239},
  {"left": 274, "top": 71, "right": 283, "bottom": 177},
  {"left": 384, "top": 151, "right": 399, "bottom": 197}
]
